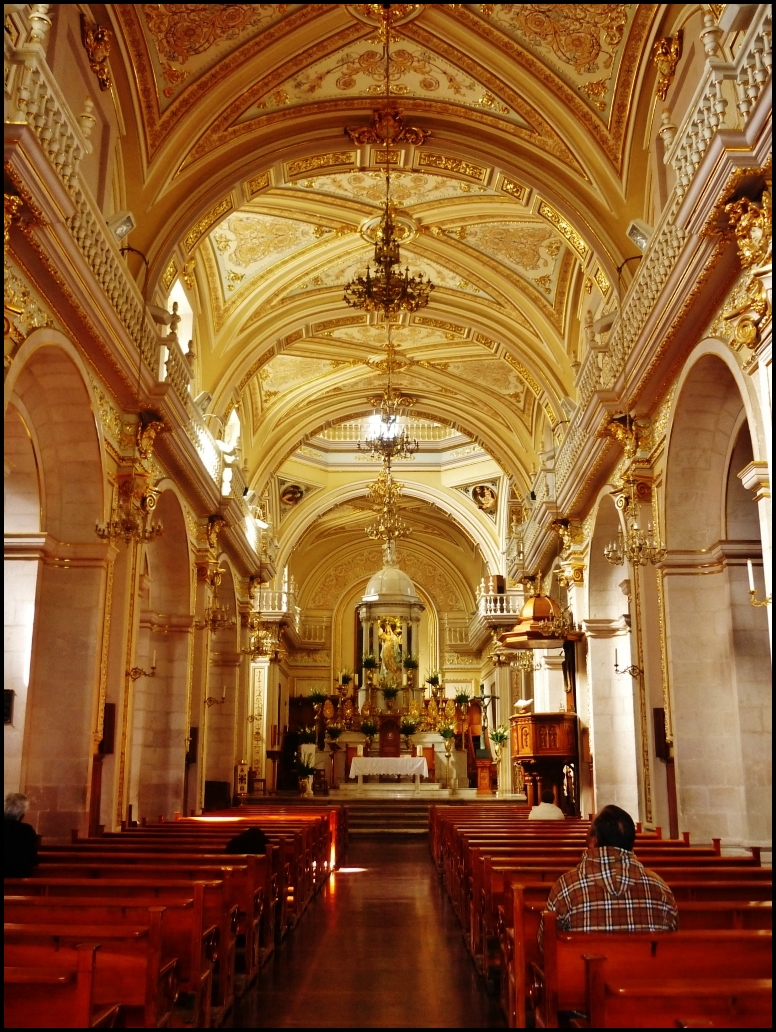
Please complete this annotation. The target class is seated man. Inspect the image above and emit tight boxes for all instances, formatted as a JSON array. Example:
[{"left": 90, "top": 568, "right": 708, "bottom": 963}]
[
  {"left": 4, "top": 792, "right": 39, "bottom": 878},
  {"left": 225, "top": 826, "right": 267, "bottom": 855},
  {"left": 538, "top": 804, "right": 677, "bottom": 949},
  {"left": 529, "top": 788, "right": 566, "bottom": 820}
]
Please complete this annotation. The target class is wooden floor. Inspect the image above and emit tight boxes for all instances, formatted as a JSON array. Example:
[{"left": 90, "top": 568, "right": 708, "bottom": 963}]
[{"left": 228, "top": 839, "right": 507, "bottom": 1028}]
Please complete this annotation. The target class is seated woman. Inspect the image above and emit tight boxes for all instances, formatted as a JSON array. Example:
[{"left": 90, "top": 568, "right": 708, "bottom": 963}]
[{"left": 225, "top": 827, "right": 267, "bottom": 855}]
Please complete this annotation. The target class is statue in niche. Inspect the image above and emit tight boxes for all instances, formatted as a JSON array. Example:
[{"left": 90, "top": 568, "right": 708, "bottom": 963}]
[{"left": 378, "top": 618, "right": 402, "bottom": 682}]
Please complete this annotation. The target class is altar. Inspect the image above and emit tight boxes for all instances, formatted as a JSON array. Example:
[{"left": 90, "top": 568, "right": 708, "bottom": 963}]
[{"left": 349, "top": 756, "right": 428, "bottom": 788}]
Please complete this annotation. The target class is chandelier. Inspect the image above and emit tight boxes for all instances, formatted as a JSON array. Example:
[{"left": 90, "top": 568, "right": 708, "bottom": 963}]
[
  {"left": 96, "top": 412, "right": 165, "bottom": 544},
  {"left": 358, "top": 327, "right": 419, "bottom": 461},
  {"left": 343, "top": 8, "right": 433, "bottom": 316},
  {"left": 365, "top": 457, "right": 411, "bottom": 543},
  {"left": 242, "top": 573, "right": 284, "bottom": 659},
  {"left": 195, "top": 568, "right": 236, "bottom": 634},
  {"left": 604, "top": 484, "right": 666, "bottom": 567}
]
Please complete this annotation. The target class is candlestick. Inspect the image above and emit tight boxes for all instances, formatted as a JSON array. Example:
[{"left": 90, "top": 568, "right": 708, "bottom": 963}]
[{"left": 747, "top": 559, "right": 755, "bottom": 593}]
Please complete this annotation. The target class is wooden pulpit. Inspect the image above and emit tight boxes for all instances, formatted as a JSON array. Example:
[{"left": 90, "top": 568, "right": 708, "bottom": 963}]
[{"left": 510, "top": 712, "right": 579, "bottom": 814}]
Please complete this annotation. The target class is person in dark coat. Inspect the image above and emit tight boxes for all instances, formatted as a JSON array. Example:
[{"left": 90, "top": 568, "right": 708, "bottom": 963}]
[
  {"left": 225, "top": 826, "right": 267, "bottom": 855},
  {"left": 4, "top": 792, "right": 39, "bottom": 877}
]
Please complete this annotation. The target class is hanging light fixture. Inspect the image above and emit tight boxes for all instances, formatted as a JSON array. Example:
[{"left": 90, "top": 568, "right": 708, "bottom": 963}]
[
  {"left": 364, "top": 455, "right": 411, "bottom": 543},
  {"left": 604, "top": 481, "right": 666, "bottom": 567},
  {"left": 243, "top": 569, "right": 283, "bottom": 659},
  {"left": 343, "top": 6, "right": 433, "bottom": 316},
  {"left": 195, "top": 567, "right": 236, "bottom": 634},
  {"left": 358, "top": 322, "right": 419, "bottom": 461},
  {"left": 498, "top": 575, "right": 581, "bottom": 650}
]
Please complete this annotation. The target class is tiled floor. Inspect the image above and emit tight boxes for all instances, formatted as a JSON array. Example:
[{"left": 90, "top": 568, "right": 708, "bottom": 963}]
[{"left": 229, "top": 838, "right": 507, "bottom": 1028}]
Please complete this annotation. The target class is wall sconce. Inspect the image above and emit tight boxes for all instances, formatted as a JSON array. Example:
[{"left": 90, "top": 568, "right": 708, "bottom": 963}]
[
  {"left": 614, "top": 648, "right": 642, "bottom": 678},
  {"left": 747, "top": 559, "right": 771, "bottom": 607},
  {"left": 204, "top": 686, "right": 227, "bottom": 708},
  {"left": 129, "top": 651, "right": 156, "bottom": 680}
]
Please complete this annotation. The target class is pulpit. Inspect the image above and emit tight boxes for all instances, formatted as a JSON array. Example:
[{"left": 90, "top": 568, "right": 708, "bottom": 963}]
[{"left": 510, "top": 712, "right": 579, "bottom": 814}]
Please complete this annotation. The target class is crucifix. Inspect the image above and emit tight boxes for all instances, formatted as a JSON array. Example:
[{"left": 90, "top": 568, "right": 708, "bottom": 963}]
[{"left": 478, "top": 682, "right": 499, "bottom": 733}]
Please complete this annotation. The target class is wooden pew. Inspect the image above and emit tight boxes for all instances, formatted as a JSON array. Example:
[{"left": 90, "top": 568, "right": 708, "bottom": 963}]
[
  {"left": 533, "top": 918, "right": 772, "bottom": 1028},
  {"left": 584, "top": 959, "right": 772, "bottom": 1029},
  {"left": 4, "top": 894, "right": 217, "bottom": 1028},
  {"left": 4, "top": 917, "right": 178, "bottom": 1028},
  {"left": 5, "top": 874, "right": 237, "bottom": 1025},
  {"left": 500, "top": 885, "right": 773, "bottom": 1028},
  {"left": 4, "top": 944, "right": 120, "bottom": 1028}
]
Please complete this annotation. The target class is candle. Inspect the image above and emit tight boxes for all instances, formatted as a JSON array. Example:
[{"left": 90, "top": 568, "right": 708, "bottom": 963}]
[
  {"left": 355, "top": 674, "right": 359, "bottom": 687},
  {"left": 222, "top": 684, "right": 226, "bottom": 700},
  {"left": 152, "top": 649, "right": 156, "bottom": 669},
  {"left": 615, "top": 648, "right": 618, "bottom": 669},
  {"left": 747, "top": 559, "right": 755, "bottom": 593}
]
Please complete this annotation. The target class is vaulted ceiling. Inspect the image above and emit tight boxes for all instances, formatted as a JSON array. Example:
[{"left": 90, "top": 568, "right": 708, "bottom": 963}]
[{"left": 104, "top": 3, "right": 666, "bottom": 550}]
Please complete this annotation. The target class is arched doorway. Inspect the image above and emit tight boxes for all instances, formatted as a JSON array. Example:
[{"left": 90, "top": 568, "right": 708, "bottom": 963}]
[{"left": 664, "top": 353, "right": 771, "bottom": 844}]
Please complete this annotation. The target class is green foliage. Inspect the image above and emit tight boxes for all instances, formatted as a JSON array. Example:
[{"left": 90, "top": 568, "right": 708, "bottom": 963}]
[
  {"left": 437, "top": 720, "right": 456, "bottom": 739},
  {"left": 402, "top": 654, "right": 419, "bottom": 670},
  {"left": 454, "top": 689, "right": 472, "bottom": 705},
  {"left": 326, "top": 723, "right": 344, "bottom": 740},
  {"left": 295, "top": 756, "right": 319, "bottom": 777},
  {"left": 360, "top": 719, "right": 378, "bottom": 737},
  {"left": 489, "top": 724, "right": 509, "bottom": 745},
  {"left": 381, "top": 685, "right": 400, "bottom": 699},
  {"left": 340, "top": 671, "right": 353, "bottom": 685},
  {"left": 297, "top": 725, "right": 317, "bottom": 744},
  {"left": 425, "top": 671, "right": 441, "bottom": 686},
  {"left": 308, "top": 688, "right": 328, "bottom": 702},
  {"left": 362, "top": 654, "right": 379, "bottom": 669},
  {"left": 400, "top": 718, "right": 418, "bottom": 736}
]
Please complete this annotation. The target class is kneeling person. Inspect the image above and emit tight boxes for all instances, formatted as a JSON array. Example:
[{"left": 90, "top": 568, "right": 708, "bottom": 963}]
[{"left": 538, "top": 804, "right": 677, "bottom": 948}]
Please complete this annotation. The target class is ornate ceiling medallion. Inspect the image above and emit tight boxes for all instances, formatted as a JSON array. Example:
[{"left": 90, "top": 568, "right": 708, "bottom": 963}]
[
  {"left": 360, "top": 210, "right": 418, "bottom": 246},
  {"left": 346, "top": 108, "right": 430, "bottom": 148},
  {"left": 347, "top": 4, "right": 423, "bottom": 35}
]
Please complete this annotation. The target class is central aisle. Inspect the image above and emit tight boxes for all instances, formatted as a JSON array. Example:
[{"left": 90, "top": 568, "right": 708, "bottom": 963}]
[{"left": 230, "top": 839, "right": 507, "bottom": 1028}]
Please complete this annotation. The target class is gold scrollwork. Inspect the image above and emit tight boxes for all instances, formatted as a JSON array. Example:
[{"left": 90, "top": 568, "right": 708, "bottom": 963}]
[
  {"left": 652, "top": 31, "right": 683, "bottom": 101},
  {"left": 417, "top": 153, "right": 487, "bottom": 181},
  {"left": 80, "top": 13, "right": 113, "bottom": 92},
  {"left": 346, "top": 108, "right": 430, "bottom": 147},
  {"left": 537, "top": 201, "right": 590, "bottom": 260}
]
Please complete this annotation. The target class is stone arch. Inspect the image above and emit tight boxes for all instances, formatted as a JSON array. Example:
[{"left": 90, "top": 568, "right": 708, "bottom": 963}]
[
  {"left": 580, "top": 490, "right": 642, "bottom": 819},
  {"left": 4, "top": 334, "right": 108, "bottom": 838},
  {"left": 128, "top": 488, "right": 193, "bottom": 821},
  {"left": 663, "top": 351, "right": 770, "bottom": 844}
]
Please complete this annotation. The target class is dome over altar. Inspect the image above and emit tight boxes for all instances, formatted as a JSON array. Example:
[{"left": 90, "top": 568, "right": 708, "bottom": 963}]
[{"left": 362, "top": 542, "right": 422, "bottom": 606}]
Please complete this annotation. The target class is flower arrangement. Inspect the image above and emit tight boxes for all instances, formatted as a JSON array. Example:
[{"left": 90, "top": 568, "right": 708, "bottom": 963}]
[
  {"left": 295, "top": 756, "right": 319, "bottom": 778},
  {"left": 360, "top": 718, "right": 378, "bottom": 738},
  {"left": 381, "top": 684, "right": 400, "bottom": 700},
  {"left": 340, "top": 671, "right": 353, "bottom": 685},
  {"left": 308, "top": 688, "right": 328, "bottom": 703},
  {"left": 326, "top": 723, "right": 344, "bottom": 741},
  {"left": 402, "top": 654, "right": 419, "bottom": 670},
  {"left": 454, "top": 689, "right": 472, "bottom": 707},
  {"left": 400, "top": 717, "right": 418, "bottom": 737},
  {"left": 297, "top": 725, "right": 317, "bottom": 744},
  {"left": 362, "top": 654, "right": 378, "bottom": 670},
  {"left": 437, "top": 720, "right": 456, "bottom": 740},
  {"left": 425, "top": 671, "right": 441, "bottom": 687},
  {"left": 489, "top": 725, "right": 509, "bottom": 745}
]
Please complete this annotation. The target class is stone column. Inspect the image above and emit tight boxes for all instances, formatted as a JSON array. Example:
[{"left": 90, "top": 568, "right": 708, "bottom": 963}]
[
  {"left": 533, "top": 651, "right": 566, "bottom": 712},
  {"left": 582, "top": 617, "right": 641, "bottom": 819},
  {"left": 18, "top": 536, "right": 114, "bottom": 840}
]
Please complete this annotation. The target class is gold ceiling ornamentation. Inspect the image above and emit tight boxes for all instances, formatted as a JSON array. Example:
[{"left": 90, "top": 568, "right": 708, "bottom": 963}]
[
  {"left": 287, "top": 153, "right": 357, "bottom": 177},
  {"left": 652, "top": 31, "right": 683, "bottom": 101},
  {"left": 183, "top": 196, "right": 233, "bottom": 253},
  {"left": 246, "top": 171, "right": 271, "bottom": 196},
  {"left": 500, "top": 177, "right": 529, "bottom": 203},
  {"left": 161, "top": 257, "right": 178, "bottom": 294},
  {"left": 346, "top": 108, "right": 430, "bottom": 147},
  {"left": 417, "top": 153, "right": 488, "bottom": 181},
  {"left": 537, "top": 201, "right": 590, "bottom": 260}
]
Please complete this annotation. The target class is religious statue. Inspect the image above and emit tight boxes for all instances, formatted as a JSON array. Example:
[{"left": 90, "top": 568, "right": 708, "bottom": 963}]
[{"left": 379, "top": 618, "right": 402, "bottom": 681}]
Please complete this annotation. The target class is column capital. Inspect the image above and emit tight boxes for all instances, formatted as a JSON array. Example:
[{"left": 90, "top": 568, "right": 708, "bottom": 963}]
[{"left": 582, "top": 616, "right": 629, "bottom": 639}]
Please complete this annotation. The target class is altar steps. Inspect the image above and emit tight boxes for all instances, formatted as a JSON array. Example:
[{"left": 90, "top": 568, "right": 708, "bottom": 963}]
[{"left": 346, "top": 800, "right": 432, "bottom": 836}]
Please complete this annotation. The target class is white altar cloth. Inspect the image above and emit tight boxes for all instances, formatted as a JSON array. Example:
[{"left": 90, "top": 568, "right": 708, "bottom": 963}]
[{"left": 350, "top": 756, "right": 428, "bottom": 778}]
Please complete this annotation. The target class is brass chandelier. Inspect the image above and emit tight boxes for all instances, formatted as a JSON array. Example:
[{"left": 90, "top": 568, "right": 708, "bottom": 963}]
[
  {"left": 365, "top": 456, "right": 411, "bottom": 543},
  {"left": 243, "top": 573, "right": 283, "bottom": 659},
  {"left": 604, "top": 483, "right": 666, "bottom": 567},
  {"left": 343, "top": 6, "right": 433, "bottom": 316},
  {"left": 358, "top": 322, "right": 418, "bottom": 461}
]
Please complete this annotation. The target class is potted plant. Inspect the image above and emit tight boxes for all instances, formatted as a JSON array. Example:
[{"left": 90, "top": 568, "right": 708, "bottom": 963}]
[
  {"left": 362, "top": 654, "right": 378, "bottom": 687},
  {"left": 295, "top": 756, "right": 318, "bottom": 797},
  {"left": 298, "top": 725, "right": 317, "bottom": 744},
  {"left": 403, "top": 654, "right": 419, "bottom": 687},
  {"left": 309, "top": 688, "right": 328, "bottom": 704},
  {"left": 326, "top": 723, "right": 344, "bottom": 743},
  {"left": 400, "top": 717, "right": 418, "bottom": 749},
  {"left": 381, "top": 684, "right": 400, "bottom": 710},
  {"left": 340, "top": 670, "right": 353, "bottom": 686},
  {"left": 425, "top": 670, "right": 440, "bottom": 687},
  {"left": 454, "top": 689, "right": 472, "bottom": 714},
  {"left": 359, "top": 718, "right": 378, "bottom": 751},
  {"left": 489, "top": 724, "right": 509, "bottom": 795},
  {"left": 437, "top": 720, "right": 456, "bottom": 786}
]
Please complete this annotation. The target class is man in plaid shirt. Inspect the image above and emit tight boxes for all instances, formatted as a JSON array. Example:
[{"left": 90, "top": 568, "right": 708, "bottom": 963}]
[{"left": 538, "top": 804, "right": 678, "bottom": 950}]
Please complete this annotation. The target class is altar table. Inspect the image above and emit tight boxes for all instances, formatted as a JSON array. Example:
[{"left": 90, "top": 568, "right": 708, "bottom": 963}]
[{"left": 349, "top": 756, "right": 428, "bottom": 787}]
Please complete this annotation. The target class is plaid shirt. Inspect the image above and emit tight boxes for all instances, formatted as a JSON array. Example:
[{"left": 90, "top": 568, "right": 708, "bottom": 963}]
[{"left": 538, "top": 846, "right": 678, "bottom": 950}]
